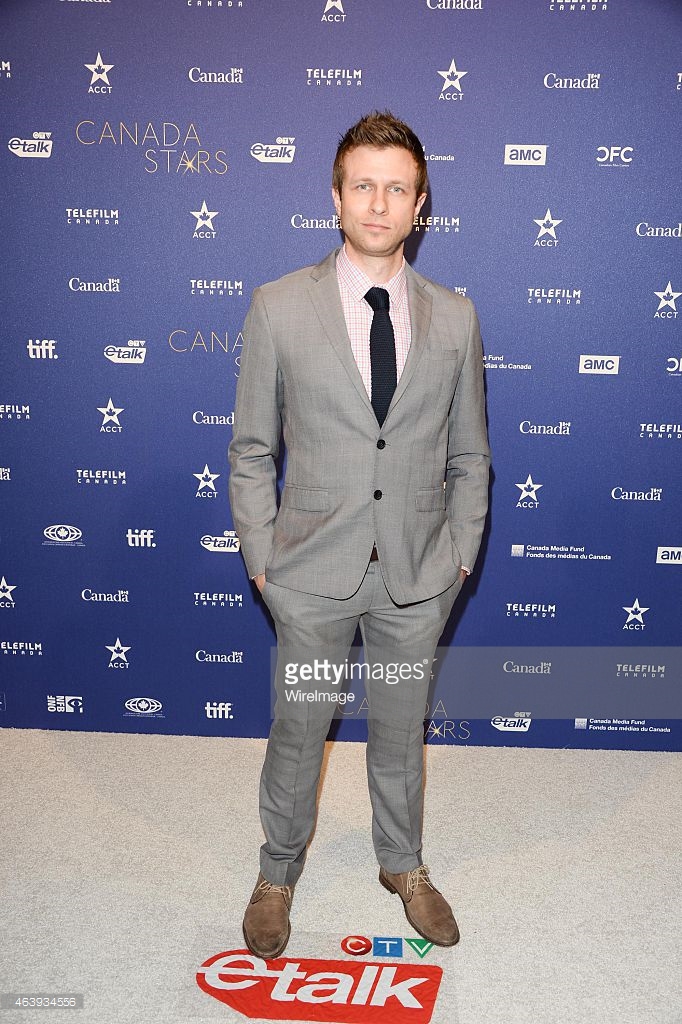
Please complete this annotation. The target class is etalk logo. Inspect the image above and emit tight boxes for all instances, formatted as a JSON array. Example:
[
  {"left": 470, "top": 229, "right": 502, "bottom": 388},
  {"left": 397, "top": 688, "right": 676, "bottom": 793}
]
[{"left": 196, "top": 949, "right": 443, "bottom": 1022}]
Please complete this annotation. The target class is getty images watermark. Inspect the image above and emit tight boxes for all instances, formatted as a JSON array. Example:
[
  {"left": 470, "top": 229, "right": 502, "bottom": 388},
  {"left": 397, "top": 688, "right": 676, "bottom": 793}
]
[
  {"left": 270, "top": 645, "right": 440, "bottom": 723},
  {"left": 268, "top": 645, "right": 682, "bottom": 722},
  {"left": 284, "top": 656, "right": 430, "bottom": 701}
]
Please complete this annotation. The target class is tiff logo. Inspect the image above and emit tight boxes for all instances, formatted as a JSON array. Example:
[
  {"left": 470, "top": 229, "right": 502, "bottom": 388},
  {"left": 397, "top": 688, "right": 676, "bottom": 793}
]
[
  {"left": 126, "top": 528, "right": 156, "bottom": 548},
  {"left": 27, "top": 339, "right": 58, "bottom": 359},
  {"left": 205, "top": 701, "right": 233, "bottom": 719}
]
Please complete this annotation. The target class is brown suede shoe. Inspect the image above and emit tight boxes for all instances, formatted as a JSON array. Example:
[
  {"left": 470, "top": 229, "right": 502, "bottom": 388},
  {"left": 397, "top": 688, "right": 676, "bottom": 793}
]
[
  {"left": 242, "top": 872, "right": 294, "bottom": 960},
  {"left": 379, "top": 864, "right": 460, "bottom": 946}
]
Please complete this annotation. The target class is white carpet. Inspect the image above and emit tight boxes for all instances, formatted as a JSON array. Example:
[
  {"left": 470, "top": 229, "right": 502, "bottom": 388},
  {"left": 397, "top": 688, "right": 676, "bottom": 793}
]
[{"left": 1, "top": 729, "right": 680, "bottom": 1023}]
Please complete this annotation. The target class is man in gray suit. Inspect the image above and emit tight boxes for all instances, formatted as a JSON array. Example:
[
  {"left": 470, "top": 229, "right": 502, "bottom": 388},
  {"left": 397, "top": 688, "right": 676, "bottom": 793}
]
[{"left": 228, "top": 111, "right": 490, "bottom": 959}]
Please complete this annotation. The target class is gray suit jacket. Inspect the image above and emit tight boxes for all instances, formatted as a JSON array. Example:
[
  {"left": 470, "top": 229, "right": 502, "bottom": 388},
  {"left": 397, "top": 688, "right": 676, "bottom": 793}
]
[{"left": 228, "top": 249, "right": 490, "bottom": 604}]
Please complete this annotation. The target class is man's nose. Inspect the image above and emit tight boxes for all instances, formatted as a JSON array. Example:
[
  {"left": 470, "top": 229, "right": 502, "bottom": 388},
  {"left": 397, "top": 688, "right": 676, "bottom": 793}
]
[{"left": 370, "top": 190, "right": 388, "bottom": 213}]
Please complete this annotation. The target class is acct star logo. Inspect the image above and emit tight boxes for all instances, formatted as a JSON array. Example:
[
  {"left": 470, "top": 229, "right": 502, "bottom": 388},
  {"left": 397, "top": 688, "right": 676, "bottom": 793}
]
[
  {"left": 322, "top": 0, "right": 346, "bottom": 20},
  {"left": 106, "top": 637, "right": 130, "bottom": 667},
  {"left": 533, "top": 209, "right": 562, "bottom": 247},
  {"left": 191, "top": 200, "right": 219, "bottom": 238},
  {"left": 84, "top": 52, "right": 114, "bottom": 93},
  {"left": 438, "top": 58, "right": 468, "bottom": 100},
  {"left": 194, "top": 464, "right": 220, "bottom": 497},
  {"left": 623, "top": 599, "right": 649, "bottom": 630},
  {"left": 515, "top": 474, "right": 542, "bottom": 508},
  {"left": 98, "top": 398, "right": 124, "bottom": 432},
  {"left": 0, "top": 576, "right": 17, "bottom": 607},
  {"left": 654, "top": 281, "right": 680, "bottom": 320}
]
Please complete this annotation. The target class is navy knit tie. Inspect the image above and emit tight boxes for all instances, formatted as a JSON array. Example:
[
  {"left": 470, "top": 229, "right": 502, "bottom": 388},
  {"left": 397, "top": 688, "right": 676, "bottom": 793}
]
[{"left": 365, "top": 287, "right": 397, "bottom": 426}]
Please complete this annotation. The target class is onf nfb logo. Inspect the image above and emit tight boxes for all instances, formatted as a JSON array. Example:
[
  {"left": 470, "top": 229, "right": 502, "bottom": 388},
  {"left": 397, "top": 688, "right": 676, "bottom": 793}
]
[{"left": 197, "top": 949, "right": 443, "bottom": 1023}]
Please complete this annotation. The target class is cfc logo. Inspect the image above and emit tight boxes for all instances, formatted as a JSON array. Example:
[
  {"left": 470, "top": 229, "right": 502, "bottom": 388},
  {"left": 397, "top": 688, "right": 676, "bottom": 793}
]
[{"left": 596, "top": 146, "right": 633, "bottom": 166}]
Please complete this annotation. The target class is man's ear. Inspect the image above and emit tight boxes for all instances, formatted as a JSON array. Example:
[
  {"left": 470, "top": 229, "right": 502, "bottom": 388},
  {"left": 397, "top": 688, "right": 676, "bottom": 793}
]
[
  {"left": 331, "top": 187, "right": 341, "bottom": 218},
  {"left": 415, "top": 192, "right": 427, "bottom": 217}
]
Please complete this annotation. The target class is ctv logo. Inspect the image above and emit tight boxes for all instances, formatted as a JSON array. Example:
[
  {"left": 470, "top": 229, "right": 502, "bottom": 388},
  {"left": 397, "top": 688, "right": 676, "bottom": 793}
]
[
  {"left": 596, "top": 146, "right": 633, "bottom": 167},
  {"left": 656, "top": 546, "right": 682, "bottom": 564},
  {"left": 504, "top": 145, "right": 547, "bottom": 166},
  {"left": 196, "top": 950, "right": 443, "bottom": 1023},
  {"left": 579, "top": 355, "right": 620, "bottom": 374},
  {"left": 340, "top": 936, "right": 435, "bottom": 959}
]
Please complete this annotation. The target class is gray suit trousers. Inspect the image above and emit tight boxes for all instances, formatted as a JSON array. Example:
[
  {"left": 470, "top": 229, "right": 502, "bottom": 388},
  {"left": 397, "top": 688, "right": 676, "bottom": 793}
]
[{"left": 258, "top": 561, "right": 461, "bottom": 886}]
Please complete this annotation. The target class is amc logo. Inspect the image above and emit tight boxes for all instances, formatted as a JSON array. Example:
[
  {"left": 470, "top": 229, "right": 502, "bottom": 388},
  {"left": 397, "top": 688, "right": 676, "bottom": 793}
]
[
  {"left": 656, "top": 547, "right": 682, "bottom": 564},
  {"left": 579, "top": 355, "right": 620, "bottom": 375},
  {"left": 196, "top": 949, "right": 443, "bottom": 1023},
  {"left": 504, "top": 144, "right": 547, "bottom": 166}
]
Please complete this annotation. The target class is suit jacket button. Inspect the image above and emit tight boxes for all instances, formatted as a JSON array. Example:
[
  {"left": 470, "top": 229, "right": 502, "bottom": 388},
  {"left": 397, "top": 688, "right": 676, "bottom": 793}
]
[
  {"left": 374, "top": 489, "right": 382, "bottom": 500},
  {"left": 376, "top": 439, "right": 386, "bottom": 450}
]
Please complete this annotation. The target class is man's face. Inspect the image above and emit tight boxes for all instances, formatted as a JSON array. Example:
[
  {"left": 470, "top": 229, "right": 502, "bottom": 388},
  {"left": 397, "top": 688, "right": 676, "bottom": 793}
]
[{"left": 332, "top": 145, "right": 426, "bottom": 263}]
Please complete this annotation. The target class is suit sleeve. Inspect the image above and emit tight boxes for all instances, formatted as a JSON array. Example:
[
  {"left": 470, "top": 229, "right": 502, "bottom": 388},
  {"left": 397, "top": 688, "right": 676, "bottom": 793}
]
[
  {"left": 228, "top": 287, "right": 283, "bottom": 579},
  {"left": 445, "top": 298, "right": 491, "bottom": 573}
]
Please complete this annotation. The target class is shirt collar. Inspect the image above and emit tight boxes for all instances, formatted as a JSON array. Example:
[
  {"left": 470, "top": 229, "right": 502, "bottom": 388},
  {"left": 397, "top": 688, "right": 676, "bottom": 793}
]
[{"left": 336, "top": 244, "right": 407, "bottom": 309}]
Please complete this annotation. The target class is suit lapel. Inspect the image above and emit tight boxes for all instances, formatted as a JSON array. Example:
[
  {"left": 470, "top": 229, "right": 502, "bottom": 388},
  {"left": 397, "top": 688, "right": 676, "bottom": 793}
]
[{"left": 308, "top": 251, "right": 375, "bottom": 419}]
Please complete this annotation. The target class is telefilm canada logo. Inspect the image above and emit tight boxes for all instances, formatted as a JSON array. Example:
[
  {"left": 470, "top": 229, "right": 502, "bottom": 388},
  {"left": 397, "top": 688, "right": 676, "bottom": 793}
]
[
  {"left": 549, "top": 0, "right": 608, "bottom": 11},
  {"left": 186, "top": 0, "right": 244, "bottom": 9},
  {"left": 77, "top": 468, "right": 126, "bottom": 485},
  {"left": 528, "top": 286, "right": 581, "bottom": 305},
  {"left": 412, "top": 214, "right": 459, "bottom": 235},
  {"left": 194, "top": 591, "right": 243, "bottom": 608},
  {"left": 0, "top": 404, "right": 30, "bottom": 421},
  {"left": 190, "top": 279, "right": 243, "bottom": 298},
  {"left": 1, "top": 641, "right": 42, "bottom": 657},
  {"left": 67, "top": 207, "right": 119, "bottom": 226},
  {"left": 306, "top": 68, "right": 362, "bottom": 87}
]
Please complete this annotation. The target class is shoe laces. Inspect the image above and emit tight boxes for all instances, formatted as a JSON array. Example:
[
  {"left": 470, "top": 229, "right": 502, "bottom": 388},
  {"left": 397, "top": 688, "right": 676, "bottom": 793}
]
[
  {"left": 407, "top": 865, "right": 436, "bottom": 894},
  {"left": 256, "top": 879, "right": 292, "bottom": 899}
]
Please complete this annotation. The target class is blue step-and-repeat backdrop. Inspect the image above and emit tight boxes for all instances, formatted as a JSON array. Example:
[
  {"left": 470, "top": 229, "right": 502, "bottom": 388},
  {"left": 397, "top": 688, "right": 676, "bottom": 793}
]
[{"left": 2, "top": 0, "right": 680, "bottom": 751}]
